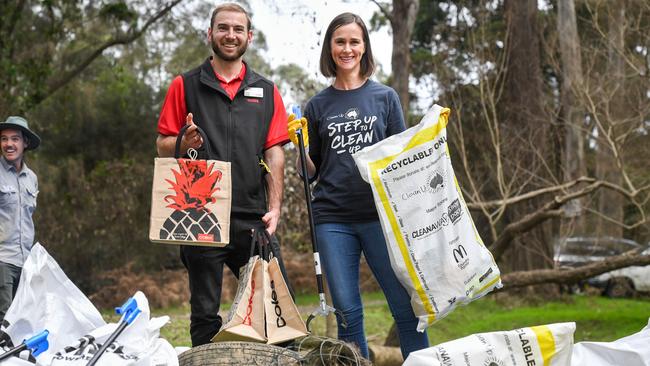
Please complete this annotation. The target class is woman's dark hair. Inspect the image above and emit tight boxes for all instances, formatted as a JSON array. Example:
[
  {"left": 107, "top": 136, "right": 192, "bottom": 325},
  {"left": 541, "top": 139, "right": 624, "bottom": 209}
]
[{"left": 319, "top": 12, "right": 376, "bottom": 78}]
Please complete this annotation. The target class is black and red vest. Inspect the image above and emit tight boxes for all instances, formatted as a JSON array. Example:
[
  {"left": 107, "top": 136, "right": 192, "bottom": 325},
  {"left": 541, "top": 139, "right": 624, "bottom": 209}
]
[{"left": 183, "top": 58, "right": 275, "bottom": 216}]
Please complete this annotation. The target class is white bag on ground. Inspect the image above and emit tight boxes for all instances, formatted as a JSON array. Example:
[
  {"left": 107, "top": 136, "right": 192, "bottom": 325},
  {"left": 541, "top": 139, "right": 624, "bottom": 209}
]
[
  {"left": 0, "top": 243, "right": 106, "bottom": 363},
  {"left": 0, "top": 355, "right": 34, "bottom": 366},
  {"left": 352, "top": 104, "right": 501, "bottom": 330},
  {"left": 571, "top": 317, "right": 650, "bottom": 366},
  {"left": 404, "top": 322, "right": 576, "bottom": 366},
  {"left": 50, "top": 291, "right": 178, "bottom": 366}
]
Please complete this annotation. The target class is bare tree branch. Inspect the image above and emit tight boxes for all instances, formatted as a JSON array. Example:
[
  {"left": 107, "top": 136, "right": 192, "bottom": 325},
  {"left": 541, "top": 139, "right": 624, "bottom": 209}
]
[
  {"left": 488, "top": 178, "right": 650, "bottom": 260},
  {"left": 467, "top": 177, "right": 595, "bottom": 210},
  {"left": 44, "top": 0, "right": 182, "bottom": 104},
  {"left": 370, "top": 0, "right": 394, "bottom": 23}
]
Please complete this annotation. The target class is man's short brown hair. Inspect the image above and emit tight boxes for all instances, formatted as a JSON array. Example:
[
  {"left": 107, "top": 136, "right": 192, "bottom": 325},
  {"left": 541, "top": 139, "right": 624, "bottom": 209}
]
[{"left": 210, "top": 3, "right": 252, "bottom": 31}]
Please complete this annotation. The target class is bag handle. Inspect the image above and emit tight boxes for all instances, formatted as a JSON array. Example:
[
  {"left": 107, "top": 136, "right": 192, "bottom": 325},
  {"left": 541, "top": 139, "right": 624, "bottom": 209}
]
[
  {"left": 258, "top": 229, "right": 274, "bottom": 260},
  {"left": 174, "top": 123, "right": 214, "bottom": 159},
  {"left": 249, "top": 228, "right": 265, "bottom": 258},
  {"left": 249, "top": 228, "right": 273, "bottom": 260}
]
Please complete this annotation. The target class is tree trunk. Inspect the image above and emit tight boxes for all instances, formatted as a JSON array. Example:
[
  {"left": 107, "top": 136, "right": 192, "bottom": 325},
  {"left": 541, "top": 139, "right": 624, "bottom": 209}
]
[
  {"left": 389, "top": 0, "right": 420, "bottom": 122},
  {"left": 557, "top": 0, "right": 586, "bottom": 233},
  {"left": 595, "top": 3, "right": 625, "bottom": 237},
  {"left": 381, "top": 0, "right": 420, "bottom": 347},
  {"left": 501, "top": 0, "right": 552, "bottom": 271}
]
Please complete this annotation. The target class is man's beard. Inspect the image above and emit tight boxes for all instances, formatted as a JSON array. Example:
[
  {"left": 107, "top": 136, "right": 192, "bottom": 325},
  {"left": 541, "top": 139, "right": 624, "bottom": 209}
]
[{"left": 212, "top": 39, "right": 248, "bottom": 61}]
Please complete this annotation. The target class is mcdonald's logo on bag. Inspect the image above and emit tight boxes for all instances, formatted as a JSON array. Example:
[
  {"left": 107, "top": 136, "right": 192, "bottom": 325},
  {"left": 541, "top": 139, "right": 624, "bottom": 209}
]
[{"left": 453, "top": 245, "right": 467, "bottom": 263}]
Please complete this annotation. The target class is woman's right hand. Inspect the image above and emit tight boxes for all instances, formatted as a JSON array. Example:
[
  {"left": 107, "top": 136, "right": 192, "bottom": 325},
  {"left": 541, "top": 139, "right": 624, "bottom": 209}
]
[{"left": 287, "top": 113, "right": 309, "bottom": 150}]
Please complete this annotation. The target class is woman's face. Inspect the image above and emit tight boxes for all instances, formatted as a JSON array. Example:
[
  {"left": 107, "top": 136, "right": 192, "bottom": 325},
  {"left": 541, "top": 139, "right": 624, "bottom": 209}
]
[{"left": 330, "top": 22, "right": 365, "bottom": 76}]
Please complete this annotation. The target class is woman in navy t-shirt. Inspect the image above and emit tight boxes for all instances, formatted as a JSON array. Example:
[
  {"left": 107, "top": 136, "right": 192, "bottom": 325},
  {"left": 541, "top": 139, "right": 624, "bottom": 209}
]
[{"left": 287, "top": 12, "right": 429, "bottom": 359}]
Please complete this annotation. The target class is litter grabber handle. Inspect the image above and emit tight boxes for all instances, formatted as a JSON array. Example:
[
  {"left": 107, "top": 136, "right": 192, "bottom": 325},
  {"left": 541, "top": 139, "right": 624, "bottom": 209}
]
[
  {"left": 86, "top": 297, "right": 141, "bottom": 366},
  {"left": 0, "top": 329, "right": 49, "bottom": 362},
  {"left": 174, "top": 123, "right": 214, "bottom": 159},
  {"left": 293, "top": 105, "right": 347, "bottom": 331}
]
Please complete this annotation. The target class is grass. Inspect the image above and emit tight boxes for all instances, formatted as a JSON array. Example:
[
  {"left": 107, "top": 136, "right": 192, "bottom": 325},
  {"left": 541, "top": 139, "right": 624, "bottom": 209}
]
[{"left": 105, "top": 292, "right": 650, "bottom": 348}]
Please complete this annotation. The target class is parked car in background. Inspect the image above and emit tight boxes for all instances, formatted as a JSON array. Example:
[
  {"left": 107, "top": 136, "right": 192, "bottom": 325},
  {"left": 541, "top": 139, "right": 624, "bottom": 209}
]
[{"left": 553, "top": 237, "right": 650, "bottom": 297}]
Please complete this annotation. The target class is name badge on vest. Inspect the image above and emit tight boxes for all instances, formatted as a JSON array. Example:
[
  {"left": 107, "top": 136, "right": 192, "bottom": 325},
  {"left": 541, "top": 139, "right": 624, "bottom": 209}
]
[{"left": 244, "top": 87, "right": 264, "bottom": 98}]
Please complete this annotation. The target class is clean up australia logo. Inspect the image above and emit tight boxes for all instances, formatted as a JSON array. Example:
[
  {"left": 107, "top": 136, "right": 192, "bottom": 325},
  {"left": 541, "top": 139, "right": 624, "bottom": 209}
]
[
  {"left": 427, "top": 170, "right": 445, "bottom": 193},
  {"left": 401, "top": 168, "right": 446, "bottom": 201},
  {"left": 344, "top": 108, "right": 360, "bottom": 119}
]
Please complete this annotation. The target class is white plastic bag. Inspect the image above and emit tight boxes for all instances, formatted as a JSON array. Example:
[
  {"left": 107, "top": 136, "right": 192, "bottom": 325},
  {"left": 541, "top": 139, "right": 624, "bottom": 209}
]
[
  {"left": 353, "top": 104, "right": 501, "bottom": 330},
  {"left": 571, "top": 318, "right": 650, "bottom": 366},
  {"left": 50, "top": 291, "right": 178, "bottom": 366},
  {"left": 0, "top": 356, "right": 34, "bottom": 366},
  {"left": 404, "top": 322, "right": 576, "bottom": 366},
  {"left": 0, "top": 243, "right": 106, "bottom": 363},
  {"left": 0, "top": 244, "right": 177, "bottom": 366}
]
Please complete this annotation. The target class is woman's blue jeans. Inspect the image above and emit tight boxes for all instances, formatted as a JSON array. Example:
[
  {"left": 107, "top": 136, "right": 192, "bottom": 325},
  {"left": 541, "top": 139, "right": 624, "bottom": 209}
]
[{"left": 315, "top": 221, "right": 429, "bottom": 359}]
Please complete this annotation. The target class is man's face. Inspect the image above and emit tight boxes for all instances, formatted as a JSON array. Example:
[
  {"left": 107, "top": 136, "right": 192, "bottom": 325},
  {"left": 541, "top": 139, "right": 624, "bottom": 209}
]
[
  {"left": 208, "top": 10, "right": 252, "bottom": 62},
  {"left": 1, "top": 129, "right": 27, "bottom": 166}
]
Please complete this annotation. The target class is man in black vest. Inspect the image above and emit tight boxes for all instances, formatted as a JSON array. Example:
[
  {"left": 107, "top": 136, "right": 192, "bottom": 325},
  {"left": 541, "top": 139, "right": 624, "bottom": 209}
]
[{"left": 156, "top": 3, "right": 289, "bottom": 346}]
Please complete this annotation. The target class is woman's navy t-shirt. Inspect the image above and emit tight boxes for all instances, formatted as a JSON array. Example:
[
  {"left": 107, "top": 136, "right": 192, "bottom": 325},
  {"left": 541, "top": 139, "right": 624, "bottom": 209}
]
[{"left": 304, "top": 80, "right": 405, "bottom": 224}]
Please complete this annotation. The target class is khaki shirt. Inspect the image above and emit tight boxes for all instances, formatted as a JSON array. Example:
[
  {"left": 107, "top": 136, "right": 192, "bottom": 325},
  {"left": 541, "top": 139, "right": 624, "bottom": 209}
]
[{"left": 0, "top": 156, "right": 38, "bottom": 267}]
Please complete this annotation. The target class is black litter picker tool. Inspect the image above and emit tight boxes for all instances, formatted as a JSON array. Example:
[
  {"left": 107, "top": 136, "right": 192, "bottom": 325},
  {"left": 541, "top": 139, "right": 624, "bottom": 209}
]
[
  {"left": 292, "top": 106, "right": 347, "bottom": 331},
  {"left": 86, "top": 296, "right": 141, "bottom": 366},
  {"left": 0, "top": 330, "right": 49, "bottom": 362}
]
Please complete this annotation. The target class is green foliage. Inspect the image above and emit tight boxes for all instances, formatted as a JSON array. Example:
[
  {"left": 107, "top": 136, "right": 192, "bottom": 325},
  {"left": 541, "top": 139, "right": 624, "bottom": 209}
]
[
  {"left": 0, "top": 0, "right": 179, "bottom": 116},
  {"left": 26, "top": 39, "right": 174, "bottom": 294},
  {"left": 32, "top": 157, "right": 178, "bottom": 293},
  {"left": 32, "top": 56, "right": 157, "bottom": 169},
  {"left": 99, "top": 2, "right": 136, "bottom": 23}
]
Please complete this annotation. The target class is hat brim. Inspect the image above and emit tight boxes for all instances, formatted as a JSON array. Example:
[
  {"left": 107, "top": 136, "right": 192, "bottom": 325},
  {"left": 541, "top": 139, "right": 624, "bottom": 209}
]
[{"left": 0, "top": 123, "right": 41, "bottom": 150}]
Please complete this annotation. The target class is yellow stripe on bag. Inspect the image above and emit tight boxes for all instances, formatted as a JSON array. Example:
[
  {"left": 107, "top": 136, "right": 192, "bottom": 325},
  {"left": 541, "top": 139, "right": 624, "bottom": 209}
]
[
  {"left": 530, "top": 325, "right": 556, "bottom": 366},
  {"left": 367, "top": 107, "right": 450, "bottom": 326},
  {"left": 476, "top": 275, "right": 501, "bottom": 295}
]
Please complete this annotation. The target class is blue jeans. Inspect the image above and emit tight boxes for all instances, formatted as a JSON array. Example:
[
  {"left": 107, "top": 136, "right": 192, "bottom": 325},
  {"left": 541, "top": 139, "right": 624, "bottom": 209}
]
[
  {"left": 0, "top": 261, "right": 21, "bottom": 322},
  {"left": 316, "top": 221, "right": 429, "bottom": 359}
]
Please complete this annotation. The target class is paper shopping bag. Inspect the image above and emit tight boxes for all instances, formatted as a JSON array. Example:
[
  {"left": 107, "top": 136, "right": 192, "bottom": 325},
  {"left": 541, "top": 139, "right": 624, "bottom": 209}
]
[
  {"left": 212, "top": 232, "right": 267, "bottom": 343},
  {"left": 259, "top": 230, "right": 309, "bottom": 344},
  {"left": 149, "top": 124, "right": 231, "bottom": 246}
]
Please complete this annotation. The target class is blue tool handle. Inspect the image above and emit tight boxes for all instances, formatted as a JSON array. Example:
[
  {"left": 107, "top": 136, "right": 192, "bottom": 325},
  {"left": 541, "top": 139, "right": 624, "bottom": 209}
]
[
  {"left": 24, "top": 330, "right": 49, "bottom": 357},
  {"left": 292, "top": 105, "right": 302, "bottom": 120},
  {"left": 115, "top": 297, "right": 141, "bottom": 325}
]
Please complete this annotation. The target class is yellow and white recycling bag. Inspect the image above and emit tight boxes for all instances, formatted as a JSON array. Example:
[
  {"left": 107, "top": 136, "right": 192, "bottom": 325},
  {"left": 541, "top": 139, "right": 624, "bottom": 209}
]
[
  {"left": 403, "top": 322, "right": 576, "bottom": 366},
  {"left": 352, "top": 104, "right": 501, "bottom": 331}
]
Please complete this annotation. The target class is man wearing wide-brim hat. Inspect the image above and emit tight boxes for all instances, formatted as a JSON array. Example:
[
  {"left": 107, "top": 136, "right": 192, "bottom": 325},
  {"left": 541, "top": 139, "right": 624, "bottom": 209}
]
[{"left": 0, "top": 116, "right": 41, "bottom": 321}]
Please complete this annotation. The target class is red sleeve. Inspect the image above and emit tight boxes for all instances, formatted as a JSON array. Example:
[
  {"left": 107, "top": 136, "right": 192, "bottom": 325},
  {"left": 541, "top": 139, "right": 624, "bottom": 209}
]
[
  {"left": 264, "top": 84, "right": 290, "bottom": 149},
  {"left": 157, "top": 76, "right": 186, "bottom": 136}
]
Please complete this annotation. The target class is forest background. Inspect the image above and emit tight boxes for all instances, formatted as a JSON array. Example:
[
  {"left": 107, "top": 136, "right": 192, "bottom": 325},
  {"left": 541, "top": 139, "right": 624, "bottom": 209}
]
[{"left": 2, "top": 0, "right": 649, "bottom": 322}]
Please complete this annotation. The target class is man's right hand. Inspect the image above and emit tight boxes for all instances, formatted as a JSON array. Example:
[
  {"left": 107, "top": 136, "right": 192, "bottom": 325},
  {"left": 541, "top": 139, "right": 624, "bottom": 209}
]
[
  {"left": 287, "top": 113, "right": 308, "bottom": 150},
  {"left": 181, "top": 113, "right": 203, "bottom": 153}
]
